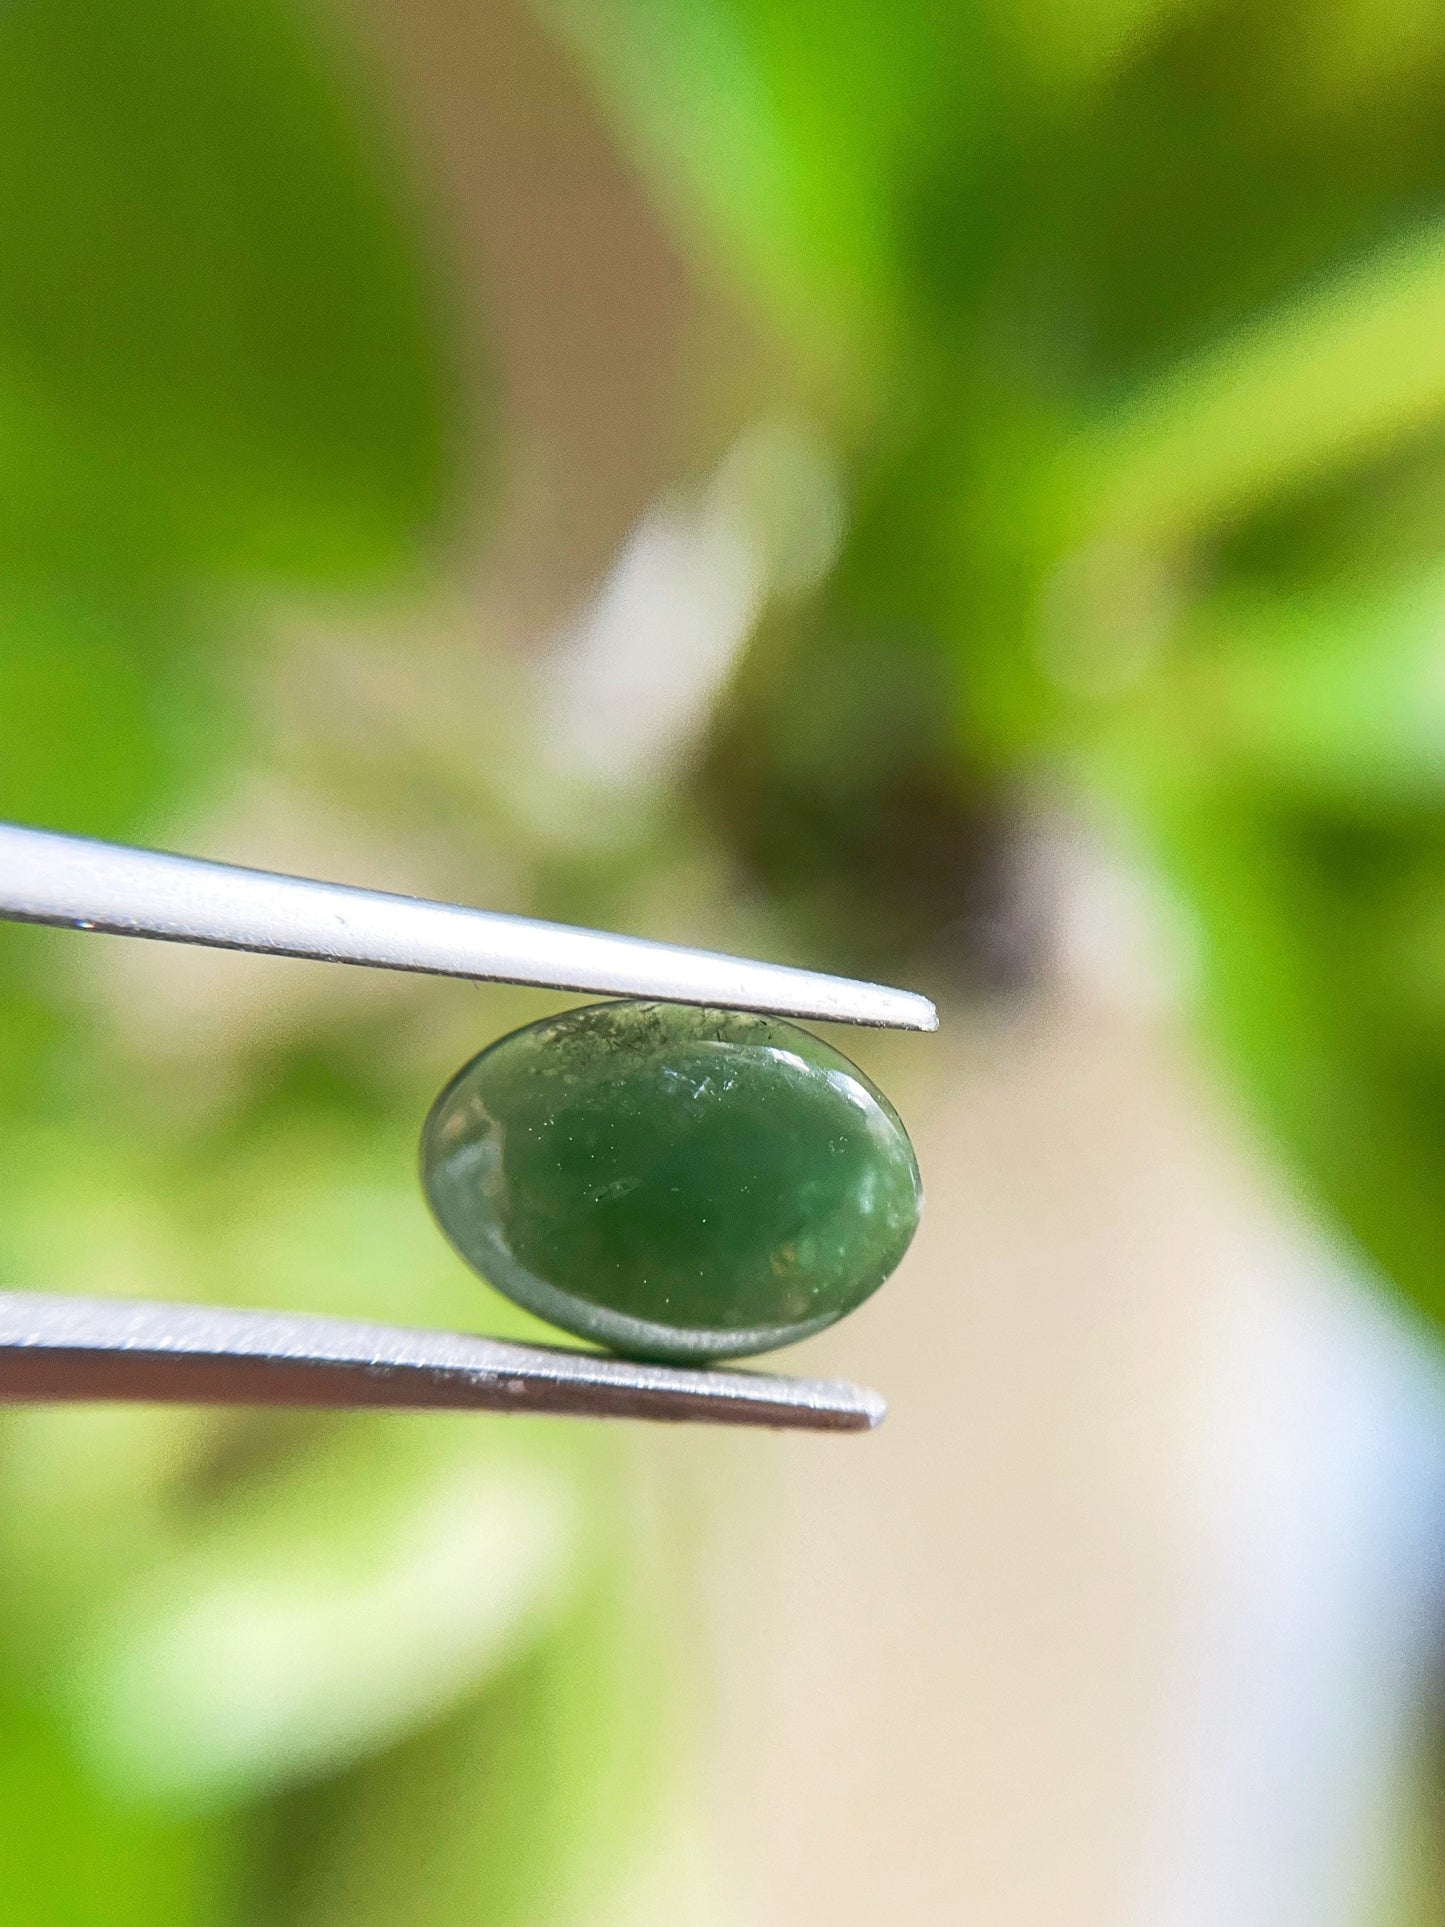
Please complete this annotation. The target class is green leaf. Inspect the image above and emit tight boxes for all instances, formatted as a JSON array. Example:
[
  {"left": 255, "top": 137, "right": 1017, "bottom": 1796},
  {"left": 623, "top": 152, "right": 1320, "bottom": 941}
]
[
  {"left": 1175, "top": 567, "right": 1445, "bottom": 805},
  {"left": 1065, "top": 222, "right": 1445, "bottom": 546},
  {"left": 0, "top": 582, "right": 225, "bottom": 840},
  {"left": 68, "top": 1422, "right": 580, "bottom": 1804},
  {"left": 1101, "top": 733, "right": 1445, "bottom": 1327},
  {"left": 0, "top": 1682, "right": 224, "bottom": 1927},
  {"left": 0, "top": 0, "right": 461, "bottom": 583}
]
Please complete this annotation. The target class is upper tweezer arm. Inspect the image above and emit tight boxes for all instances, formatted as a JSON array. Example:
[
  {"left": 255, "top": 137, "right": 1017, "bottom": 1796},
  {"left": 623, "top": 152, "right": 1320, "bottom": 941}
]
[{"left": 0, "top": 821, "right": 937, "bottom": 1031}]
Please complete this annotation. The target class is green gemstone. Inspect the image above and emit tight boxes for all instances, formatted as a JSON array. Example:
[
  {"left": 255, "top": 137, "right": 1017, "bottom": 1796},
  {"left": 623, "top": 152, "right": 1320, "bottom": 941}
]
[{"left": 420, "top": 1000, "right": 922, "bottom": 1363}]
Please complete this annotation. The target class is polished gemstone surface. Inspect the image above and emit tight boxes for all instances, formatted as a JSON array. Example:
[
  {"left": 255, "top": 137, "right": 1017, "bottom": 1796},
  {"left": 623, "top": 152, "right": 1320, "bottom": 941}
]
[{"left": 420, "top": 1000, "right": 922, "bottom": 1362}]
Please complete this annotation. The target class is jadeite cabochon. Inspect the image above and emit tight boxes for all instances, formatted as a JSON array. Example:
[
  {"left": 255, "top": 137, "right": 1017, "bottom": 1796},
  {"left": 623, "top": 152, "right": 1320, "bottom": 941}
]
[{"left": 421, "top": 1000, "right": 922, "bottom": 1363}]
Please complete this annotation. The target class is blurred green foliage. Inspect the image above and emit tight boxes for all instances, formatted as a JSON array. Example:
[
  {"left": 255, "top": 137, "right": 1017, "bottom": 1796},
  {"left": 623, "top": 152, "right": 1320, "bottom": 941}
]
[
  {"left": 9, "top": 0, "right": 1445, "bottom": 1918},
  {"left": 553, "top": 0, "right": 1445, "bottom": 1332},
  {"left": 0, "top": 0, "right": 456, "bottom": 585}
]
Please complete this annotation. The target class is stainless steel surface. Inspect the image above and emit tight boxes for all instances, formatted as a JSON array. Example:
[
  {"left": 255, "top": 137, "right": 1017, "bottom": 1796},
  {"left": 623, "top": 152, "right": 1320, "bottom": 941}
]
[
  {"left": 0, "top": 1292, "right": 886, "bottom": 1431},
  {"left": 0, "top": 822, "right": 938, "bottom": 1031}
]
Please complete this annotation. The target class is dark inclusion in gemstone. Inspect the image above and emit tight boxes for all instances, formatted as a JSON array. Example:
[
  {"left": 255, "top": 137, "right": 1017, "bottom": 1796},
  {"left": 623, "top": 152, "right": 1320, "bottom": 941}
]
[{"left": 420, "top": 1000, "right": 923, "bottom": 1363}]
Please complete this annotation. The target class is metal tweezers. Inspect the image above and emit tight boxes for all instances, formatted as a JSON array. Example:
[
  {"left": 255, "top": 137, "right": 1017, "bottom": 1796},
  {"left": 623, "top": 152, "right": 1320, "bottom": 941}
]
[{"left": 0, "top": 822, "right": 935, "bottom": 1432}]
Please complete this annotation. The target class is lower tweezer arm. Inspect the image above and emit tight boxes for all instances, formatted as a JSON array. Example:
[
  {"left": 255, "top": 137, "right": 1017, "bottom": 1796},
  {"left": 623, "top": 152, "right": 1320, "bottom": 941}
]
[{"left": 0, "top": 1293, "right": 885, "bottom": 1432}]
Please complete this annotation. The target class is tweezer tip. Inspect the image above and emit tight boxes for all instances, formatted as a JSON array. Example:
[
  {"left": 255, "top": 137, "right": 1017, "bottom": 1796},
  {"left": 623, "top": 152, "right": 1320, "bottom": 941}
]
[
  {"left": 858, "top": 1386, "right": 889, "bottom": 1428},
  {"left": 857, "top": 986, "right": 936, "bottom": 1032}
]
